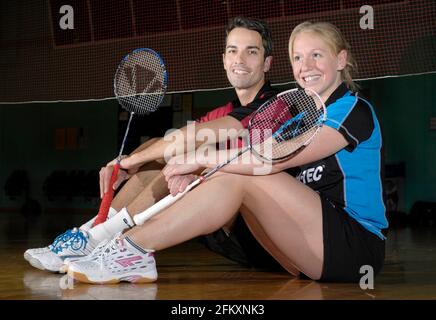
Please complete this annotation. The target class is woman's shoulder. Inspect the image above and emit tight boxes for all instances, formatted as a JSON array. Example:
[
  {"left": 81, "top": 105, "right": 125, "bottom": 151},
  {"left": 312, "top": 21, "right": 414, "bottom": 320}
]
[{"left": 330, "top": 91, "right": 375, "bottom": 119}]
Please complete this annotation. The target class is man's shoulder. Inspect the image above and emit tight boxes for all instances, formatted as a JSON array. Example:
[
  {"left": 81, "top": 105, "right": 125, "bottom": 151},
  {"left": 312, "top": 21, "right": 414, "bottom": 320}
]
[{"left": 197, "top": 101, "right": 234, "bottom": 123}]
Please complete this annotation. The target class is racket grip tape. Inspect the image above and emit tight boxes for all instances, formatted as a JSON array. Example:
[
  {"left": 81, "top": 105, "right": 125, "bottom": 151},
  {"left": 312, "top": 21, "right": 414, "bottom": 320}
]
[{"left": 93, "top": 163, "right": 120, "bottom": 226}]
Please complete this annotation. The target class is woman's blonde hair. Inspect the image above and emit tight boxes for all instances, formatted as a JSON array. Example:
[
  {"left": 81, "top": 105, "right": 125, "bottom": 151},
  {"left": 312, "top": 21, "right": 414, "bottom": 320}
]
[{"left": 289, "top": 21, "right": 358, "bottom": 91}]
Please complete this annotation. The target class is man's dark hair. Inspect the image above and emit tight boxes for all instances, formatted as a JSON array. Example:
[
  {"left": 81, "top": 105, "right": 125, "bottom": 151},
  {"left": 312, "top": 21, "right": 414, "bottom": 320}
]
[{"left": 225, "top": 16, "right": 273, "bottom": 59}]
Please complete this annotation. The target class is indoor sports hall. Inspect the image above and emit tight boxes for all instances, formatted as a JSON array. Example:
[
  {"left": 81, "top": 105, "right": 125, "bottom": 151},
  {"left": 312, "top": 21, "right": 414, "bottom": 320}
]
[{"left": 0, "top": 0, "right": 435, "bottom": 302}]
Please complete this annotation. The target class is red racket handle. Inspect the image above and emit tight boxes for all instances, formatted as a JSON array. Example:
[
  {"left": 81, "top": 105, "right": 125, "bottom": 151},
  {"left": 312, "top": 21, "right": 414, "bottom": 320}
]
[{"left": 93, "top": 163, "right": 120, "bottom": 226}]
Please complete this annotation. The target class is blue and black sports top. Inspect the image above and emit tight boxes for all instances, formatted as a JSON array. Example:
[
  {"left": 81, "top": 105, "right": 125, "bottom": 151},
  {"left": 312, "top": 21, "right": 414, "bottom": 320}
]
[{"left": 296, "top": 83, "right": 388, "bottom": 240}]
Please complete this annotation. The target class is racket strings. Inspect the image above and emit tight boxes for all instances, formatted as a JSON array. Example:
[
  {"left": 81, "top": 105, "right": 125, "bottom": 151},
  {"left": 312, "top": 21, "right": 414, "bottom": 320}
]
[
  {"left": 114, "top": 50, "right": 167, "bottom": 115},
  {"left": 249, "top": 89, "right": 325, "bottom": 161}
]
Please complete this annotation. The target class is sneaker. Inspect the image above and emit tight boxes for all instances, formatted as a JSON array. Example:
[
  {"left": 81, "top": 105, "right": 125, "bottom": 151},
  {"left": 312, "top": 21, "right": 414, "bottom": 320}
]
[
  {"left": 24, "top": 247, "right": 51, "bottom": 266},
  {"left": 24, "top": 228, "right": 81, "bottom": 270},
  {"left": 68, "top": 237, "right": 157, "bottom": 284},
  {"left": 24, "top": 212, "right": 115, "bottom": 268},
  {"left": 60, "top": 232, "right": 125, "bottom": 273},
  {"left": 27, "top": 228, "right": 95, "bottom": 273},
  {"left": 60, "top": 238, "right": 111, "bottom": 273}
]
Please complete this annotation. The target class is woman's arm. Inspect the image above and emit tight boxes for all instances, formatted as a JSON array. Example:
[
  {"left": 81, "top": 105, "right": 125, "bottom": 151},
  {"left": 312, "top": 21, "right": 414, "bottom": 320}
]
[{"left": 164, "top": 126, "right": 348, "bottom": 179}]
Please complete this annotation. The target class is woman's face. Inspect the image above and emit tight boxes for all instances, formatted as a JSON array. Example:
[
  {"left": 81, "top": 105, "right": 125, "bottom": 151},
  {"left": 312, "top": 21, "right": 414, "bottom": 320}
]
[{"left": 290, "top": 31, "right": 346, "bottom": 101}]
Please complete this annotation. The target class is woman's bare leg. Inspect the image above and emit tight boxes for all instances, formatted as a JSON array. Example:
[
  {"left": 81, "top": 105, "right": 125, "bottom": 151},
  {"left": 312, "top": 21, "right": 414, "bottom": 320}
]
[
  {"left": 124, "top": 172, "right": 324, "bottom": 280},
  {"left": 238, "top": 173, "right": 323, "bottom": 279}
]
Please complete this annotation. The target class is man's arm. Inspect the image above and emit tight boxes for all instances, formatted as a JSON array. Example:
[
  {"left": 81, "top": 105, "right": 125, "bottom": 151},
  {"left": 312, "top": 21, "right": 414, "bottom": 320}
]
[
  {"left": 100, "top": 114, "right": 242, "bottom": 197},
  {"left": 129, "top": 137, "right": 160, "bottom": 155},
  {"left": 120, "top": 115, "right": 243, "bottom": 170}
]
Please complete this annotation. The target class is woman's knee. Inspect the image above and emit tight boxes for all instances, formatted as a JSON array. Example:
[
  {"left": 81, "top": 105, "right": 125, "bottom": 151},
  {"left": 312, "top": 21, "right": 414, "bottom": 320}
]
[{"left": 204, "top": 172, "right": 247, "bottom": 194}]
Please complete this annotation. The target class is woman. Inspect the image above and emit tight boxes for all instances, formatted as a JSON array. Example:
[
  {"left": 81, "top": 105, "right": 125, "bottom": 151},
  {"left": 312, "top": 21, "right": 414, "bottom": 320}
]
[{"left": 68, "top": 21, "right": 388, "bottom": 284}]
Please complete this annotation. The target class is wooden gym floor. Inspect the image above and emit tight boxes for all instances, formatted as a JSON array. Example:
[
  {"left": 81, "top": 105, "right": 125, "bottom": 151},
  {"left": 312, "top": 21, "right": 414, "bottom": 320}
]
[{"left": 0, "top": 211, "right": 436, "bottom": 300}]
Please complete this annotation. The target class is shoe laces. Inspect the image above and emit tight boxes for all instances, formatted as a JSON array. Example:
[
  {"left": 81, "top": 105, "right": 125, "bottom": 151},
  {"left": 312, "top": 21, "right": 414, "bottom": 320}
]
[
  {"left": 98, "top": 237, "right": 126, "bottom": 269},
  {"left": 49, "top": 228, "right": 76, "bottom": 251},
  {"left": 86, "top": 239, "right": 110, "bottom": 260},
  {"left": 52, "top": 228, "right": 88, "bottom": 254}
]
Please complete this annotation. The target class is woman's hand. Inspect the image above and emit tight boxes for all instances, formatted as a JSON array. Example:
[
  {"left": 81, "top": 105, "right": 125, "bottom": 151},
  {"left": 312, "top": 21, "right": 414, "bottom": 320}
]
[
  {"left": 166, "top": 174, "right": 198, "bottom": 196},
  {"left": 162, "top": 150, "right": 203, "bottom": 180},
  {"left": 162, "top": 162, "right": 203, "bottom": 182}
]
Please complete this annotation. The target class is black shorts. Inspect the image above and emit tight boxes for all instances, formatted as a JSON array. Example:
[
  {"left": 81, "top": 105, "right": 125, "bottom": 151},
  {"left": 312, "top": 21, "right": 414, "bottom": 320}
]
[
  {"left": 319, "top": 195, "right": 386, "bottom": 282},
  {"left": 201, "top": 195, "right": 386, "bottom": 282}
]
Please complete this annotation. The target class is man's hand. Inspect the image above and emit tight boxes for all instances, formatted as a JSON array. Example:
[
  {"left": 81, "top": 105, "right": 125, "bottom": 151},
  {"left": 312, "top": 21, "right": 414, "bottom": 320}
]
[{"left": 99, "top": 155, "right": 138, "bottom": 199}]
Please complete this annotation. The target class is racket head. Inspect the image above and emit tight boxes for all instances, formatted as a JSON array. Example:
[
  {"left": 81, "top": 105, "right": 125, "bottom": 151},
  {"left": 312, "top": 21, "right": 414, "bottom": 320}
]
[
  {"left": 247, "top": 88, "right": 326, "bottom": 162},
  {"left": 114, "top": 48, "right": 168, "bottom": 115}
]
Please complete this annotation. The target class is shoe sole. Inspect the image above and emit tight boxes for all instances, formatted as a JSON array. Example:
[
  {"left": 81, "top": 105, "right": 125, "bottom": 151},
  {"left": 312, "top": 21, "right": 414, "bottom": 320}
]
[
  {"left": 60, "top": 257, "right": 91, "bottom": 274},
  {"left": 68, "top": 270, "right": 157, "bottom": 284},
  {"left": 59, "top": 264, "right": 68, "bottom": 273}
]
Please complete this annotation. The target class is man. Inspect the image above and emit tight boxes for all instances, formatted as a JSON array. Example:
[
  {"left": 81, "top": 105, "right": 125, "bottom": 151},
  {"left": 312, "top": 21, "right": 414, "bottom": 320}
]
[{"left": 24, "top": 16, "right": 280, "bottom": 273}]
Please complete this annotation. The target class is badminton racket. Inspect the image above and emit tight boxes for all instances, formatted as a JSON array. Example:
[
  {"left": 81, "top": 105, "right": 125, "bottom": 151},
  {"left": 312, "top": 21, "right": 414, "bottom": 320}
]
[
  {"left": 133, "top": 88, "right": 326, "bottom": 225},
  {"left": 93, "top": 48, "right": 168, "bottom": 226}
]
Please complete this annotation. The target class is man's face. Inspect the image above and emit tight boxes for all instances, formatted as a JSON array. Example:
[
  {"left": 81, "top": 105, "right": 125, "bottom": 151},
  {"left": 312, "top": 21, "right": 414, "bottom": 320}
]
[{"left": 223, "top": 27, "right": 272, "bottom": 91}]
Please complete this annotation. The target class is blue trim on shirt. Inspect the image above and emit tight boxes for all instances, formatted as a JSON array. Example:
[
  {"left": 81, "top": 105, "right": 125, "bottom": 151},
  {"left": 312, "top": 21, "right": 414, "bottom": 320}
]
[{"left": 324, "top": 91, "right": 388, "bottom": 240}]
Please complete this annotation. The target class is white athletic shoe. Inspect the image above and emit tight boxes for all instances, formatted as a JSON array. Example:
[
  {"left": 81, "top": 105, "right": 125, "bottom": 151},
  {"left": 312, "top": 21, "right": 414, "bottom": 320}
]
[
  {"left": 26, "top": 228, "right": 95, "bottom": 273},
  {"left": 24, "top": 247, "right": 51, "bottom": 266},
  {"left": 24, "top": 228, "right": 80, "bottom": 270},
  {"left": 68, "top": 237, "right": 157, "bottom": 284},
  {"left": 60, "top": 238, "right": 111, "bottom": 273}
]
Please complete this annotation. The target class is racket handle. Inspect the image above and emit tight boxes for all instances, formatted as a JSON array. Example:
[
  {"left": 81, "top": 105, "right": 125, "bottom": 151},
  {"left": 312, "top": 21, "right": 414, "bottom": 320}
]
[
  {"left": 93, "top": 163, "right": 120, "bottom": 226},
  {"left": 133, "top": 178, "right": 202, "bottom": 226}
]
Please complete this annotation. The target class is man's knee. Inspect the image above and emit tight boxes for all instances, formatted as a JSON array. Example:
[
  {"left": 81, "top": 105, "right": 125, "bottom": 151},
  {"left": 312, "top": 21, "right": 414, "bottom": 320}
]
[{"left": 132, "top": 169, "right": 162, "bottom": 187}]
